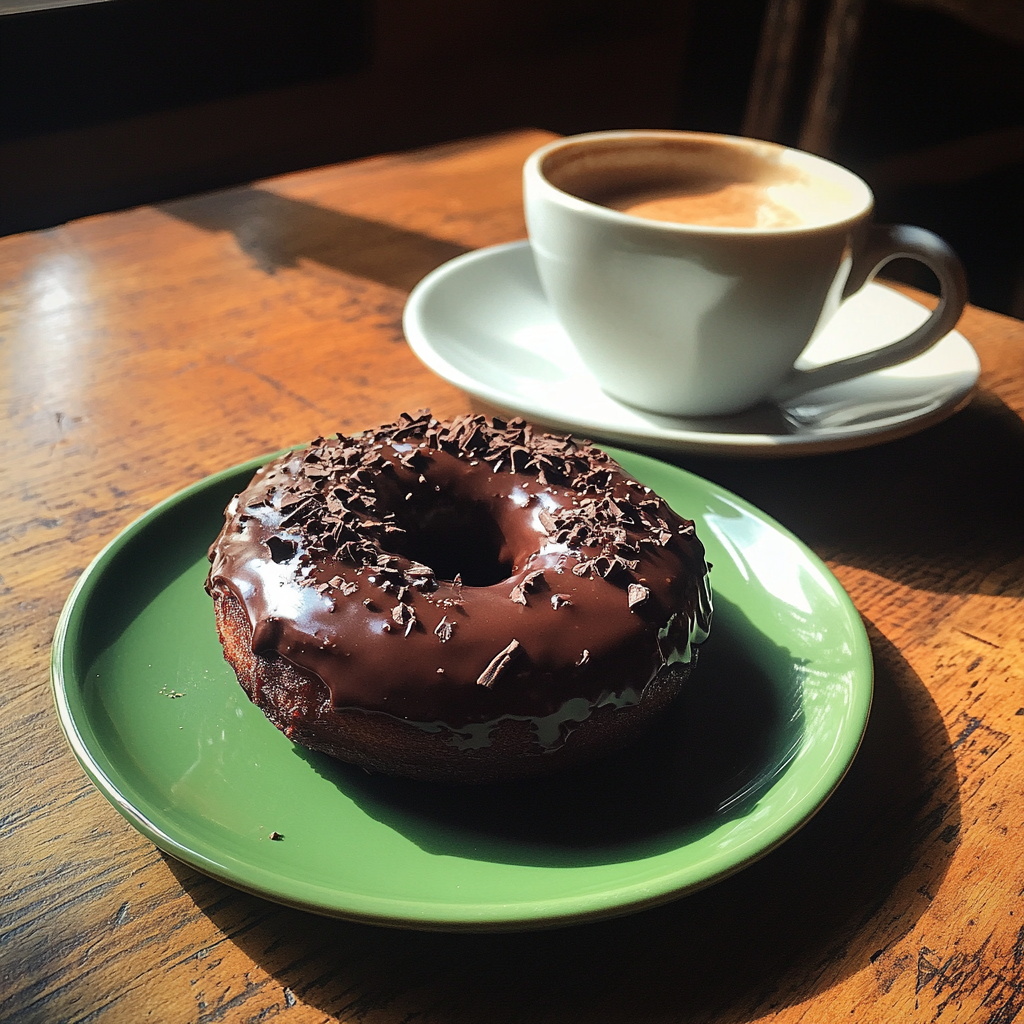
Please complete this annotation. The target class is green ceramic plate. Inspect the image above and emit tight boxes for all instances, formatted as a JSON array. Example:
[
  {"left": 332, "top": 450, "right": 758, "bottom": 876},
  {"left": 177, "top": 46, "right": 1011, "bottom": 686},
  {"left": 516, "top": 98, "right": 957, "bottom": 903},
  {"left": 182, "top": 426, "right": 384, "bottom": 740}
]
[{"left": 52, "top": 447, "right": 872, "bottom": 931}]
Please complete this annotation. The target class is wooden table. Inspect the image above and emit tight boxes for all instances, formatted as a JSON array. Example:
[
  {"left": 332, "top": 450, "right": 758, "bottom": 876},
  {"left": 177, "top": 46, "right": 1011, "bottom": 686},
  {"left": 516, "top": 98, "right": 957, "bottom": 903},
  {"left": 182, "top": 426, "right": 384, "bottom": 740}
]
[{"left": 2, "top": 129, "right": 1023, "bottom": 1024}]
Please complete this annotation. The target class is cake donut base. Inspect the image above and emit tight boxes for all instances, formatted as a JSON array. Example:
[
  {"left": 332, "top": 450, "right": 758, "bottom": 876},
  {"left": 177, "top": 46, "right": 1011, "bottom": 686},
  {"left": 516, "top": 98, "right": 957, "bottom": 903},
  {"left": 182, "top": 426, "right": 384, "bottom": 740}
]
[{"left": 214, "top": 589, "right": 694, "bottom": 783}]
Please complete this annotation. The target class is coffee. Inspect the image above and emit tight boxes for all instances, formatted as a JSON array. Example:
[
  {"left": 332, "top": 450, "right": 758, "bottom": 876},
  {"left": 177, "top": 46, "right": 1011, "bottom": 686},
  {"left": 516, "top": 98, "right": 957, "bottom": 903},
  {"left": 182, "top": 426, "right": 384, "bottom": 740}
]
[
  {"left": 541, "top": 136, "right": 857, "bottom": 230},
  {"left": 594, "top": 178, "right": 803, "bottom": 229}
]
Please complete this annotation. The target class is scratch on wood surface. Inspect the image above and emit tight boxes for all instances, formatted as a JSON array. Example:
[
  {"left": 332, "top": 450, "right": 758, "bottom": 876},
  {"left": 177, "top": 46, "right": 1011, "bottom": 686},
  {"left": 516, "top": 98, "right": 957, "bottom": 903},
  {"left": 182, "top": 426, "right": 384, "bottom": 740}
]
[
  {"left": 957, "top": 629, "right": 1003, "bottom": 649},
  {"left": 195, "top": 976, "right": 273, "bottom": 1024},
  {"left": 222, "top": 355, "right": 334, "bottom": 419},
  {"left": 953, "top": 717, "right": 985, "bottom": 749},
  {"left": 914, "top": 937, "right": 1024, "bottom": 1023},
  {"left": 948, "top": 710, "right": 1011, "bottom": 763}
]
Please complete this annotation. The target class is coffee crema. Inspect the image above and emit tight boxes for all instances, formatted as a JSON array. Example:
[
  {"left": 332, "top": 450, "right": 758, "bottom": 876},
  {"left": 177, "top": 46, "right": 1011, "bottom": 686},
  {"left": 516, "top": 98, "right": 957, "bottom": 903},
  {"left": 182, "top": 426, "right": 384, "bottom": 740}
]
[
  {"left": 542, "top": 137, "right": 858, "bottom": 230},
  {"left": 596, "top": 179, "right": 806, "bottom": 229}
]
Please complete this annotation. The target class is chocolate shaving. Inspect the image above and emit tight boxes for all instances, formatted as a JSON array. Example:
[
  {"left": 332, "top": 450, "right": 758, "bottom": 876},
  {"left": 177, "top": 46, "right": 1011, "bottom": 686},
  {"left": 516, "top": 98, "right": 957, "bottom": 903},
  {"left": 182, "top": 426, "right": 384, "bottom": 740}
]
[
  {"left": 267, "top": 536, "right": 297, "bottom": 563},
  {"left": 388, "top": 601, "right": 417, "bottom": 637},
  {"left": 434, "top": 615, "right": 457, "bottom": 643},
  {"left": 399, "top": 450, "right": 427, "bottom": 470},
  {"left": 521, "top": 570, "right": 545, "bottom": 592},
  {"left": 510, "top": 569, "right": 546, "bottom": 604},
  {"left": 509, "top": 446, "right": 532, "bottom": 472},
  {"left": 476, "top": 639, "right": 522, "bottom": 688},
  {"left": 577, "top": 649, "right": 590, "bottom": 667},
  {"left": 551, "top": 593, "right": 573, "bottom": 609},
  {"left": 339, "top": 580, "right": 359, "bottom": 596},
  {"left": 627, "top": 583, "right": 650, "bottom": 610}
]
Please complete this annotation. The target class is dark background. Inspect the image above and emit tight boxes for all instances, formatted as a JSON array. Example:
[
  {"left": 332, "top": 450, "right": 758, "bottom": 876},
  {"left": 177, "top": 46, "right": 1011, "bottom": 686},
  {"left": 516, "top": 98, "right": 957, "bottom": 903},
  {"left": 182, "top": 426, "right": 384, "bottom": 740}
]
[{"left": 2, "top": 0, "right": 1022, "bottom": 315}]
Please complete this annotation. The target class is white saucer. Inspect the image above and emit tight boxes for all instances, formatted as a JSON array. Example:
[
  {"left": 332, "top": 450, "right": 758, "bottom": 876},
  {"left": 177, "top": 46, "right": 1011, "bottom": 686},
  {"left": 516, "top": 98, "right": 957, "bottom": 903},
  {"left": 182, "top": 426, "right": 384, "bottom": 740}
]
[{"left": 403, "top": 240, "right": 980, "bottom": 458}]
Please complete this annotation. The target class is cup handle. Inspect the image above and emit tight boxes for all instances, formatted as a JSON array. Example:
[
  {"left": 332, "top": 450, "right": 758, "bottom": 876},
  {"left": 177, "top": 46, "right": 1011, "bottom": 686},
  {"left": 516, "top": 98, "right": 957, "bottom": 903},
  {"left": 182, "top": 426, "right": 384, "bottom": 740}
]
[{"left": 772, "top": 224, "right": 969, "bottom": 402}]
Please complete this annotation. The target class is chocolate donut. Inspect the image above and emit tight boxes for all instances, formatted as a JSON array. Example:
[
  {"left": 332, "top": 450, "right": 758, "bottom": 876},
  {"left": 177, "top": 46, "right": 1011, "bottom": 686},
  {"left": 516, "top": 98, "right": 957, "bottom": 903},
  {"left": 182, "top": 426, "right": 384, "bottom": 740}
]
[{"left": 206, "top": 412, "right": 712, "bottom": 782}]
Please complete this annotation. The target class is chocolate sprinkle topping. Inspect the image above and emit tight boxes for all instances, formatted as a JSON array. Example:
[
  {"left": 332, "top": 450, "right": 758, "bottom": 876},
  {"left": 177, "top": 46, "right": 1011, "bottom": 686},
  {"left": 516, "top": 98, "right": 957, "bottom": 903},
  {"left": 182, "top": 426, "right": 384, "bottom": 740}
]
[{"left": 245, "top": 412, "right": 700, "bottom": 612}]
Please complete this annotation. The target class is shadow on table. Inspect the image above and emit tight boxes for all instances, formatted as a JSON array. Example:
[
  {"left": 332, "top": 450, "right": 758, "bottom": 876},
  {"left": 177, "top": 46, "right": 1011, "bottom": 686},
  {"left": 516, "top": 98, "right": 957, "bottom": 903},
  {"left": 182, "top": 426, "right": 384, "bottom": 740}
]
[
  {"left": 69, "top": 466, "right": 249, "bottom": 671},
  {"left": 161, "top": 187, "right": 469, "bottom": 292},
  {"left": 674, "top": 389, "right": 1024, "bottom": 599},
  {"left": 167, "top": 619, "right": 961, "bottom": 1022},
  {"left": 291, "top": 593, "right": 805, "bottom": 867}
]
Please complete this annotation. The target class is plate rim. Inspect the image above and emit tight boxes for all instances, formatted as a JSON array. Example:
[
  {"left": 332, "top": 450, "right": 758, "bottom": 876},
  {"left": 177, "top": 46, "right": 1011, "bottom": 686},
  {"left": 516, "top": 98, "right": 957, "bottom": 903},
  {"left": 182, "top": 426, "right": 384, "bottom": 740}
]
[
  {"left": 403, "top": 239, "right": 978, "bottom": 458},
  {"left": 51, "top": 448, "right": 873, "bottom": 931}
]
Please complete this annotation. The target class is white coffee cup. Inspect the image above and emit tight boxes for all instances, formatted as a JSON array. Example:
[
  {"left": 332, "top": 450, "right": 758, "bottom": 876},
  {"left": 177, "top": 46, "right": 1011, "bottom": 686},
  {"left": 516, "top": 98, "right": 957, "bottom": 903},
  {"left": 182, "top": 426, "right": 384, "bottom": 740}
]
[{"left": 523, "top": 130, "right": 968, "bottom": 418}]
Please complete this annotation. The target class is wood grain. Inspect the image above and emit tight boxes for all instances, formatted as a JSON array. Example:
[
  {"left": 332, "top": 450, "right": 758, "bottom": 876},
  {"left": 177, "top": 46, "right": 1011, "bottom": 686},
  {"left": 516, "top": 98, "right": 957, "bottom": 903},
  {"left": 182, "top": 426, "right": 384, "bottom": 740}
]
[{"left": 1, "top": 128, "right": 1023, "bottom": 1024}]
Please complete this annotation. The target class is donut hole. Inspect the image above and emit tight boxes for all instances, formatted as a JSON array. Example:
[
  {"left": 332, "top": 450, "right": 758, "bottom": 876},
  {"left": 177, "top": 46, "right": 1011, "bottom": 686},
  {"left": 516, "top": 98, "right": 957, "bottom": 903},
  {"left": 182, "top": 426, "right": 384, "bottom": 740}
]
[{"left": 389, "top": 500, "right": 513, "bottom": 587}]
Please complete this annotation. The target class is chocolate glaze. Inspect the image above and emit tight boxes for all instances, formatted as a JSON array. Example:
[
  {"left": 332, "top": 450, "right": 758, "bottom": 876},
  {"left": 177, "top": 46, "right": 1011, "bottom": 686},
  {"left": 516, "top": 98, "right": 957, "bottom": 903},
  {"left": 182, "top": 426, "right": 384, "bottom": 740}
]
[{"left": 206, "top": 412, "right": 712, "bottom": 752}]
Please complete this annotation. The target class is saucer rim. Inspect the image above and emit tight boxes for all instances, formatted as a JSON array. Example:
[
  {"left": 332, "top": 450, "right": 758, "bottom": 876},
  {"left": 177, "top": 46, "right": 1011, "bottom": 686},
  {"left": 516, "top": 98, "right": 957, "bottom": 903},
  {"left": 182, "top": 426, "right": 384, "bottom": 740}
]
[{"left": 403, "top": 240, "right": 979, "bottom": 459}]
